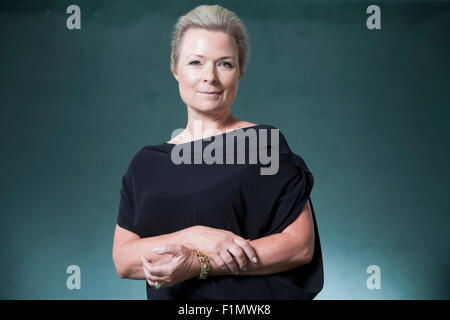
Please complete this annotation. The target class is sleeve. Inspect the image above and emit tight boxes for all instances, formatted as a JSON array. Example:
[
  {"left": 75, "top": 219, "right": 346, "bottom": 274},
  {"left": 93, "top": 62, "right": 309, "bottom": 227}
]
[
  {"left": 262, "top": 152, "right": 314, "bottom": 235},
  {"left": 239, "top": 128, "right": 315, "bottom": 238},
  {"left": 116, "top": 160, "right": 139, "bottom": 235}
]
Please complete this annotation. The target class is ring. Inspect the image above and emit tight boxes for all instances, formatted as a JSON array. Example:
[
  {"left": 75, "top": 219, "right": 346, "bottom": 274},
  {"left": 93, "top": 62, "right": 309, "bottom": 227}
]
[{"left": 155, "top": 281, "right": 164, "bottom": 289}]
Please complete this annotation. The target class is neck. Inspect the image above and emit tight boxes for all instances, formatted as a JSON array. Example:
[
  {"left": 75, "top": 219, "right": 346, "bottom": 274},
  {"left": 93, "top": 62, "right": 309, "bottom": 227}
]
[{"left": 184, "top": 108, "right": 238, "bottom": 141}]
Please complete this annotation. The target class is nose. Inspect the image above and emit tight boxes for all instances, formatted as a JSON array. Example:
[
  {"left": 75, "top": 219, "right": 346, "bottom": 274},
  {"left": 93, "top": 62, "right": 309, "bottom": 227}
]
[{"left": 202, "top": 62, "right": 217, "bottom": 83}]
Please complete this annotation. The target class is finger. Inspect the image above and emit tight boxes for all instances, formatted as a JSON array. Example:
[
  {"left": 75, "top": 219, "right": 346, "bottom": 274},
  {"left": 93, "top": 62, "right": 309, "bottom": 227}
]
[
  {"left": 152, "top": 244, "right": 183, "bottom": 256},
  {"left": 142, "top": 256, "right": 172, "bottom": 280},
  {"left": 143, "top": 266, "right": 156, "bottom": 287},
  {"left": 146, "top": 278, "right": 165, "bottom": 289},
  {"left": 219, "top": 250, "right": 238, "bottom": 274},
  {"left": 234, "top": 237, "right": 258, "bottom": 263},
  {"left": 227, "top": 245, "right": 247, "bottom": 271},
  {"left": 147, "top": 256, "right": 182, "bottom": 276},
  {"left": 210, "top": 254, "right": 228, "bottom": 272},
  {"left": 145, "top": 269, "right": 167, "bottom": 282},
  {"left": 141, "top": 256, "right": 153, "bottom": 270},
  {"left": 142, "top": 257, "right": 161, "bottom": 280},
  {"left": 143, "top": 265, "right": 171, "bottom": 289}
]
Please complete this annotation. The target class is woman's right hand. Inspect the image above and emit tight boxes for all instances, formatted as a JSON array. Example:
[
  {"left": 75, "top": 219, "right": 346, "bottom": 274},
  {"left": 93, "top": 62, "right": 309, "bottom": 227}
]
[{"left": 183, "top": 225, "right": 258, "bottom": 274}]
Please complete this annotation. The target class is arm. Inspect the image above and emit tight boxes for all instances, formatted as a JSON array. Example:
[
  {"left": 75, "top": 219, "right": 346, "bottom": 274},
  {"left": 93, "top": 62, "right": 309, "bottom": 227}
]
[
  {"left": 208, "top": 199, "right": 315, "bottom": 276},
  {"left": 113, "top": 223, "right": 257, "bottom": 279},
  {"left": 112, "top": 225, "right": 190, "bottom": 279},
  {"left": 142, "top": 199, "right": 316, "bottom": 286}
]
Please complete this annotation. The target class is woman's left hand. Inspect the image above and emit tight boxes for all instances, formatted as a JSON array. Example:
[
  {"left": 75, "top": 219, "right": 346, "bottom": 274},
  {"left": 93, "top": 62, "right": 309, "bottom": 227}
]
[{"left": 141, "top": 244, "right": 198, "bottom": 288}]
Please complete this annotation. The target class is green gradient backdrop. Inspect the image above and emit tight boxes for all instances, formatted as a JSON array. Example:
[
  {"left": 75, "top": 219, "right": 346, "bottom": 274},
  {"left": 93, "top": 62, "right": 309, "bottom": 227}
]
[{"left": 1, "top": 0, "right": 449, "bottom": 299}]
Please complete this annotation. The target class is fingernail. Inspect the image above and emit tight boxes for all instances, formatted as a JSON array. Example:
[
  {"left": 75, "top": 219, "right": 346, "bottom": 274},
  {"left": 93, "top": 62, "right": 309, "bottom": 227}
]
[
  {"left": 153, "top": 247, "right": 162, "bottom": 253},
  {"left": 252, "top": 257, "right": 258, "bottom": 263}
]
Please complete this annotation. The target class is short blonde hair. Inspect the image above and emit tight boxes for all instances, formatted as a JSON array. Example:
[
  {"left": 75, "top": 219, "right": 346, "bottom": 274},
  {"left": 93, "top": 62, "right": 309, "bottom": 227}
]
[{"left": 170, "top": 4, "right": 250, "bottom": 78}]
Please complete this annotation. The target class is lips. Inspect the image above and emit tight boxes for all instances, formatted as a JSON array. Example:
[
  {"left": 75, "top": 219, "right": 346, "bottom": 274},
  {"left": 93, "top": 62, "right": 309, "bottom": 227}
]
[{"left": 199, "top": 90, "right": 223, "bottom": 94}]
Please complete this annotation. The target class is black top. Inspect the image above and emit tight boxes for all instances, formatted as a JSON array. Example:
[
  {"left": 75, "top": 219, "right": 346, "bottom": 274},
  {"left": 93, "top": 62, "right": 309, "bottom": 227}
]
[{"left": 117, "top": 124, "right": 323, "bottom": 300}]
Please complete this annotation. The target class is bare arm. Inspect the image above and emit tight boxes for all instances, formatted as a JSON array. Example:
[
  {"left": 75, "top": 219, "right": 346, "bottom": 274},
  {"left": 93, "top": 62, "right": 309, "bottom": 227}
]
[
  {"left": 113, "top": 224, "right": 258, "bottom": 279},
  {"left": 142, "top": 199, "right": 315, "bottom": 287},
  {"left": 115, "top": 199, "right": 314, "bottom": 280},
  {"left": 208, "top": 199, "right": 315, "bottom": 276},
  {"left": 112, "top": 226, "right": 189, "bottom": 279}
]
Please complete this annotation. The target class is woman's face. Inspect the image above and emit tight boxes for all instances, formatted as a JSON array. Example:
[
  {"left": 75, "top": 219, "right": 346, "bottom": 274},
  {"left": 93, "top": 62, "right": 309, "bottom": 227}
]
[{"left": 173, "top": 28, "right": 241, "bottom": 115}]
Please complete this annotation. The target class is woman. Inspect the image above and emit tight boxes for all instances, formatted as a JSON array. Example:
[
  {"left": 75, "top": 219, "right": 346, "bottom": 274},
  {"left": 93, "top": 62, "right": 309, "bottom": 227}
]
[{"left": 112, "top": 4, "right": 323, "bottom": 300}]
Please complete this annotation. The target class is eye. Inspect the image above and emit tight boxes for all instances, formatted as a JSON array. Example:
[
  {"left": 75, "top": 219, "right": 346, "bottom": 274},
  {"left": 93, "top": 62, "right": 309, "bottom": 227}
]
[
  {"left": 189, "top": 60, "right": 201, "bottom": 65},
  {"left": 221, "top": 61, "right": 233, "bottom": 68}
]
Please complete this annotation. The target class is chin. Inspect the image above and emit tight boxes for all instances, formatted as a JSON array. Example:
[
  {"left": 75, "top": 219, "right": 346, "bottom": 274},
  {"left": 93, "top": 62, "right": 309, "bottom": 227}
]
[{"left": 192, "top": 101, "right": 226, "bottom": 113}]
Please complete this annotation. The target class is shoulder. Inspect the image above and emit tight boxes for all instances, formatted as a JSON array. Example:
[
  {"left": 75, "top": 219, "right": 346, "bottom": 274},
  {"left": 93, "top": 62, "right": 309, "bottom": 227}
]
[
  {"left": 123, "top": 145, "right": 158, "bottom": 172},
  {"left": 121, "top": 146, "right": 145, "bottom": 174},
  {"left": 253, "top": 124, "right": 291, "bottom": 153},
  {"left": 254, "top": 123, "right": 281, "bottom": 133},
  {"left": 257, "top": 124, "right": 312, "bottom": 172}
]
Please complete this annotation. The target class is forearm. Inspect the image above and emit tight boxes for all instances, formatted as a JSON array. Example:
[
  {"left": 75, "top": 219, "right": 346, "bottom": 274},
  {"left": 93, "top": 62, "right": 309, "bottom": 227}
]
[
  {"left": 114, "top": 228, "right": 191, "bottom": 280},
  {"left": 208, "top": 232, "right": 313, "bottom": 277}
]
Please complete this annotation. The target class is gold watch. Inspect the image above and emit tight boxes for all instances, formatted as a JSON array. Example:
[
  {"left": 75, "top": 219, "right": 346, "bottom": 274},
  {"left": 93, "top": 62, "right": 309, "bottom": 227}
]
[{"left": 195, "top": 250, "right": 211, "bottom": 279}]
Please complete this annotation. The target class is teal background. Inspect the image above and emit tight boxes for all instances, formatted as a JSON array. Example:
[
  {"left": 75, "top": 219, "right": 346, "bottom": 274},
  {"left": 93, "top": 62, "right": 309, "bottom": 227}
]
[{"left": 1, "top": 0, "right": 449, "bottom": 299}]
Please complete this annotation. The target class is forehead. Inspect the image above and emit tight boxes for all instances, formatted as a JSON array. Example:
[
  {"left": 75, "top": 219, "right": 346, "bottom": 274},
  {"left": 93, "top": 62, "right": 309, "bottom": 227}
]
[{"left": 180, "top": 28, "right": 238, "bottom": 58}]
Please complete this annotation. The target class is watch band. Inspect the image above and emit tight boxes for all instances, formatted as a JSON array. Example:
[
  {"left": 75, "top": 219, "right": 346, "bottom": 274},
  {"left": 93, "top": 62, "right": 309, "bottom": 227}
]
[{"left": 195, "top": 250, "right": 211, "bottom": 279}]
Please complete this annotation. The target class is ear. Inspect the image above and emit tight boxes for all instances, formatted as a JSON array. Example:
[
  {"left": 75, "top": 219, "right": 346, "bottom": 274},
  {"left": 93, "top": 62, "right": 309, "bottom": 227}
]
[
  {"left": 172, "top": 63, "right": 180, "bottom": 82},
  {"left": 172, "top": 70, "right": 179, "bottom": 82}
]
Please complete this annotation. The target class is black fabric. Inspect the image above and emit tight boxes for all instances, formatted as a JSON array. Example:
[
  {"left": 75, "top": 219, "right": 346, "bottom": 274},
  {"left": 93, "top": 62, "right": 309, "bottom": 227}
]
[{"left": 117, "top": 124, "right": 324, "bottom": 300}]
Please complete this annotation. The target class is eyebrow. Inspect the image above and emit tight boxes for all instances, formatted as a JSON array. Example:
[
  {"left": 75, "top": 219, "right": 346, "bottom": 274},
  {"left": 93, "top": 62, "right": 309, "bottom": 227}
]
[{"left": 186, "top": 54, "right": 235, "bottom": 60}]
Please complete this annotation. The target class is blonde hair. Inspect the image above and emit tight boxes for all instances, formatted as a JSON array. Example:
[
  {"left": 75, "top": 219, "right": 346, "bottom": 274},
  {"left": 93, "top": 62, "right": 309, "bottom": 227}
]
[{"left": 170, "top": 4, "right": 250, "bottom": 78}]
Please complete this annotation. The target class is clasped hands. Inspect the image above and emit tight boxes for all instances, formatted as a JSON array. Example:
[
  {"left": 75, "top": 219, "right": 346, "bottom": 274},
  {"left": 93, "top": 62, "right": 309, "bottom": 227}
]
[{"left": 141, "top": 225, "right": 258, "bottom": 289}]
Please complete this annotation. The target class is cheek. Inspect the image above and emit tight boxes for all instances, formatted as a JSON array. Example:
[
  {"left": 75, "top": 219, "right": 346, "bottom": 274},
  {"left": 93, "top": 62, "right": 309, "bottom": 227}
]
[
  {"left": 179, "top": 70, "right": 200, "bottom": 88},
  {"left": 223, "top": 78, "right": 238, "bottom": 94},
  {"left": 222, "top": 71, "right": 239, "bottom": 88}
]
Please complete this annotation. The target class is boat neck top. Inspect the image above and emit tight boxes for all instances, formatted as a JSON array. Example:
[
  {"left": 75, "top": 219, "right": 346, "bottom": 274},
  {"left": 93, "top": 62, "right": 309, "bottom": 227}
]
[
  {"left": 163, "top": 124, "right": 262, "bottom": 146},
  {"left": 117, "top": 124, "right": 324, "bottom": 300}
]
